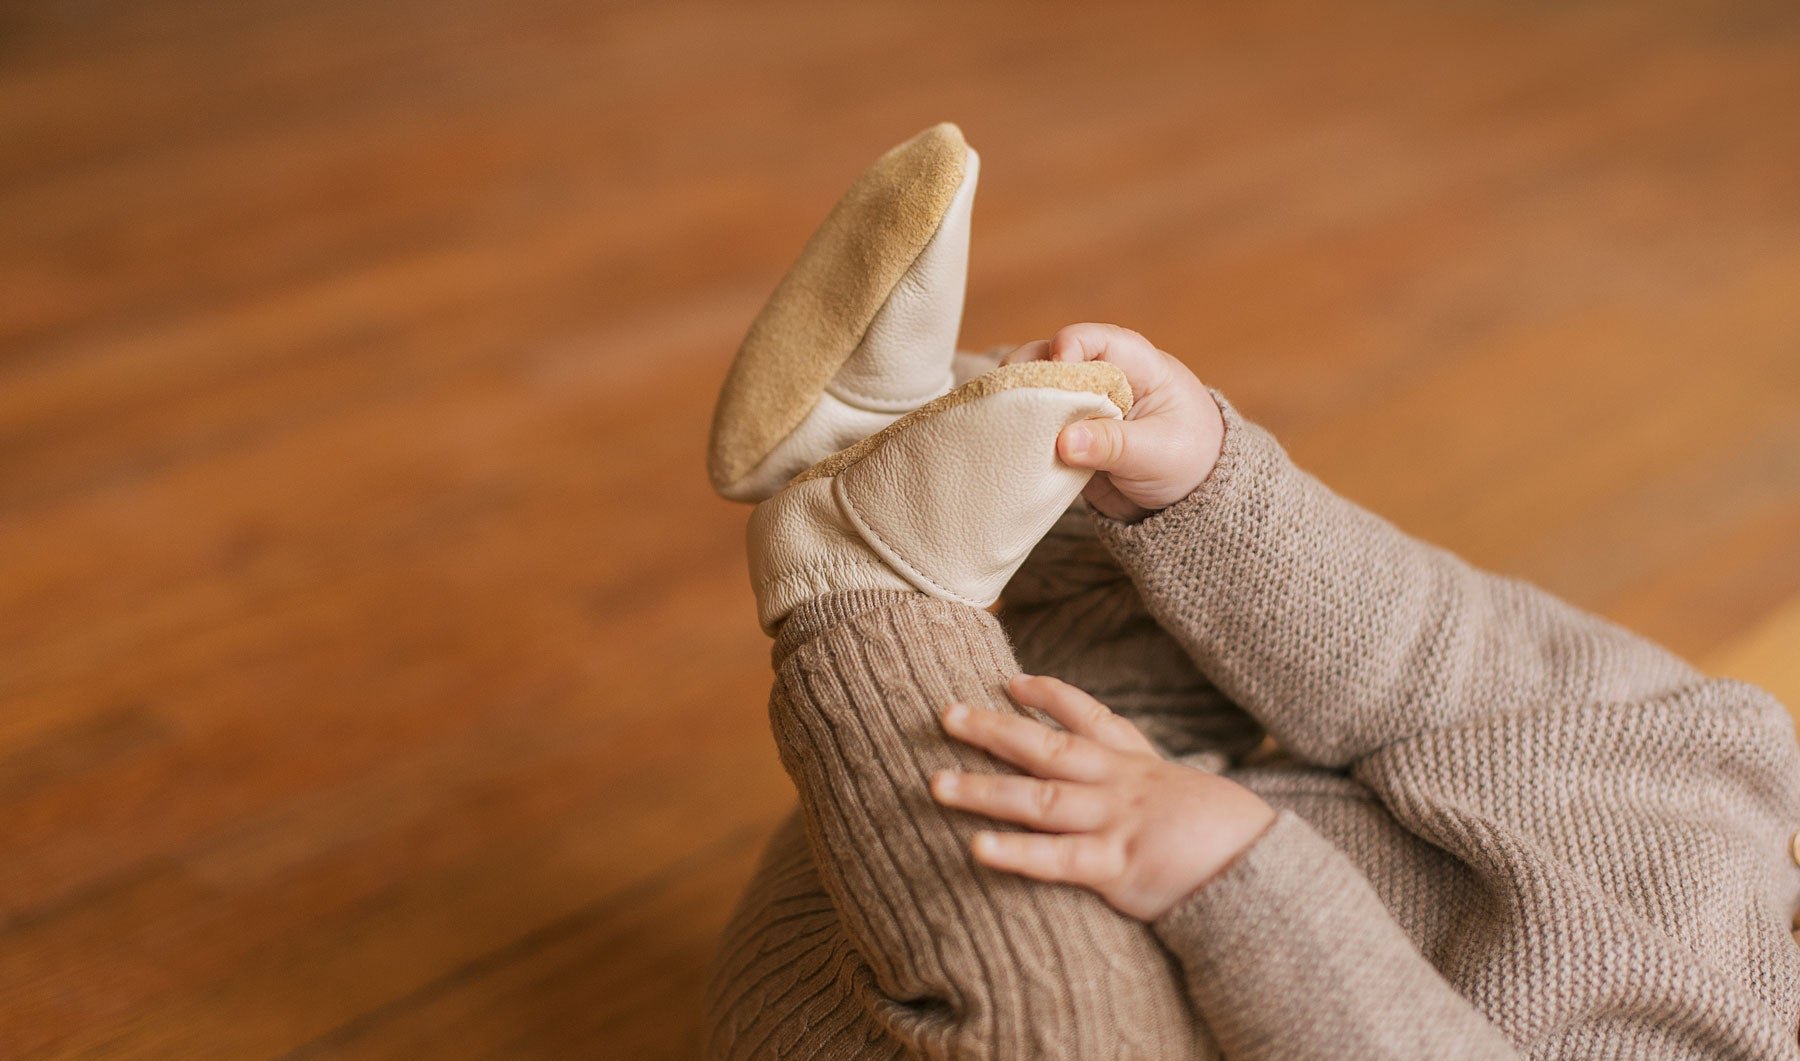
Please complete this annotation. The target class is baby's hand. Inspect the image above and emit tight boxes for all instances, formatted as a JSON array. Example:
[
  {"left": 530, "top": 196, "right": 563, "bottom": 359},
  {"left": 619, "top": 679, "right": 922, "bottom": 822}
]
[
  {"left": 1007, "top": 324, "right": 1224, "bottom": 521},
  {"left": 931, "top": 674, "right": 1275, "bottom": 922}
]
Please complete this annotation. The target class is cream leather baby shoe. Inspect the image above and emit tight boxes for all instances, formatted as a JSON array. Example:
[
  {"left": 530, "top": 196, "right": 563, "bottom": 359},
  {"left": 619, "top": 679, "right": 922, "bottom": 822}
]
[
  {"left": 747, "top": 361, "right": 1132, "bottom": 632},
  {"left": 708, "top": 122, "right": 980, "bottom": 502}
]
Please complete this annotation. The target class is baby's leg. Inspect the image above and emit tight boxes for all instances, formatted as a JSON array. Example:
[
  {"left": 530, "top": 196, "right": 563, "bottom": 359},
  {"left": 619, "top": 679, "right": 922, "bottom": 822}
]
[
  {"left": 704, "top": 590, "right": 1210, "bottom": 1060},
  {"left": 702, "top": 813, "right": 899, "bottom": 1059}
]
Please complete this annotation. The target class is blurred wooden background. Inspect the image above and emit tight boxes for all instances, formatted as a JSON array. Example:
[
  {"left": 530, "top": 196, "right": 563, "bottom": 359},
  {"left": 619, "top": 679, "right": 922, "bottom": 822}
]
[{"left": 3, "top": 0, "right": 1797, "bottom": 1056}]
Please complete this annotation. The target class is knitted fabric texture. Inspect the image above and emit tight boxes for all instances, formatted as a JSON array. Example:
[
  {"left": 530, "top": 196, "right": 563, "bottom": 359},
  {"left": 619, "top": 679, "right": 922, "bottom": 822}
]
[{"left": 702, "top": 396, "right": 1800, "bottom": 1060}]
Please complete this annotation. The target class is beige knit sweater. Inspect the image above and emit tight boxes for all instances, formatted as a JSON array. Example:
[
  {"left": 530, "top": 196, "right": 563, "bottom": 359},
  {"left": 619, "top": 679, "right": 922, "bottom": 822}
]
[{"left": 702, "top": 395, "right": 1800, "bottom": 1059}]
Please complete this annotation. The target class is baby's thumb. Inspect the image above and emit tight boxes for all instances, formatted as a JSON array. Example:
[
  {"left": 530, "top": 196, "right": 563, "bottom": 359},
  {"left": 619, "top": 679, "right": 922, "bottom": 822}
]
[{"left": 1058, "top": 417, "right": 1131, "bottom": 472}]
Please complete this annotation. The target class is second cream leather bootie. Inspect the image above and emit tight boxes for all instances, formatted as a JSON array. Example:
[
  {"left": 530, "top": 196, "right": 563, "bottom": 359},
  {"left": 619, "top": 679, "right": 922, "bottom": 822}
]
[
  {"left": 709, "top": 123, "right": 979, "bottom": 502},
  {"left": 748, "top": 361, "right": 1132, "bottom": 632}
]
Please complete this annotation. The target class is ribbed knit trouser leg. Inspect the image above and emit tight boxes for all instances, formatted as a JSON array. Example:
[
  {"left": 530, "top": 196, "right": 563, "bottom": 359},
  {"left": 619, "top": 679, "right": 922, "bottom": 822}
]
[{"left": 703, "top": 590, "right": 1210, "bottom": 1060}]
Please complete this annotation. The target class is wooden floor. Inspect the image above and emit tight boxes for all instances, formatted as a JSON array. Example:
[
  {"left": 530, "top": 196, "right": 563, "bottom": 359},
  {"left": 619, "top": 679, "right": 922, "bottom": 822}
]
[{"left": 2, "top": 1, "right": 1797, "bottom": 1056}]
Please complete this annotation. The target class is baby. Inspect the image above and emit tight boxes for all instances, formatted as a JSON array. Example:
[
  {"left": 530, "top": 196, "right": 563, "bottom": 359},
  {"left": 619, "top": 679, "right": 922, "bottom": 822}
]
[{"left": 700, "top": 126, "right": 1800, "bottom": 1059}]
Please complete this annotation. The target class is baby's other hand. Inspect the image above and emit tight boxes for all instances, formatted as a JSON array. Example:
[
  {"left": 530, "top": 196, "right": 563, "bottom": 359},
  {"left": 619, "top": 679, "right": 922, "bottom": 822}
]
[
  {"left": 931, "top": 674, "right": 1276, "bottom": 922},
  {"left": 1007, "top": 324, "right": 1223, "bottom": 521}
]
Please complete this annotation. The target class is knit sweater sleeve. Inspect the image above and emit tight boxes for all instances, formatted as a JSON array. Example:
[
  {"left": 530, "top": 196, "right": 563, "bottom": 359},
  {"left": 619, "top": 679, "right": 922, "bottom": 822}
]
[
  {"left": 1151, "top": 810, "right": 1518, "bottom": 1059},
  {"left": 1098, "top": 394, "right": 1800, "bottom": 1057},
  {"left": 1093, "top": 391, "right": 1702, "bottom": 767}
]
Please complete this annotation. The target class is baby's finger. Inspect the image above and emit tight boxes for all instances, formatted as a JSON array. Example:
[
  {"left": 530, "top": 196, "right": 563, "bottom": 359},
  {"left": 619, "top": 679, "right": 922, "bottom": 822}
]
[
  {"left": 1060, "top": 411, "right": 1198, "bottom": 503},
  {"left": 1062, "top": 405, "right": 1195, "bottom": 469},
  {"left": 1079, "top": 473, "right": 1146, "bottom": 522},
  {"left": 970, "top": 830, "right": 1125, "bottom": 888},
  {"left": 1000, "top": 338, "right": 1052, "bottom": 365},
  {"left": 931, "top": 770, "right": 1110, "bottom": 832},
  {"left": 1009, "top": 674, "right": 1154, "bottom": 755},
  {"left": 940, "top": 704, "right": 1112, "bottom": 782},
  {"left": 1057, "top": 416, "right": 1134, "bottom": 474},
  {"left": 1048, "top": 323, "right": 1172, "bottom": 393}
]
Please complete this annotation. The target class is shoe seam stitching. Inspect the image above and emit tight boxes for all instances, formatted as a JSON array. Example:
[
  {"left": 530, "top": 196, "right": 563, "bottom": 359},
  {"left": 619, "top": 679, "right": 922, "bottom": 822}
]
[{"left": 833, "top": 477, "right": 983, "bottom": 608}]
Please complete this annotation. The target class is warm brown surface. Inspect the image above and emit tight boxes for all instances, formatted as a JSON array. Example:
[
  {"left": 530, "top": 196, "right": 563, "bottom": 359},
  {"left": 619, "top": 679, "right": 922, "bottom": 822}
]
[{"left": 2, "top": 1, "right": 1797, "bottom": 1057}]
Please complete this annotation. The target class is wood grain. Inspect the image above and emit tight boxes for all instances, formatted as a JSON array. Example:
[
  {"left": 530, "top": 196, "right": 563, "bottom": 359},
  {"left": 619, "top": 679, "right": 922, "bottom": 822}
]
[{"left": 2, "top": 1, "right": 1796, "bottom": 1055}]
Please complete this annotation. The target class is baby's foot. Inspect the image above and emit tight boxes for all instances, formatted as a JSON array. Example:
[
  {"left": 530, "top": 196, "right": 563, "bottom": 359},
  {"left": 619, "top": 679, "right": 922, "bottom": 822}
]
[
  {"left": 710, "top": 123, "right": 979, "bottom": 501},
  {"left": 747, "top": 362, "right": 1131, "bottom": 632}
]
